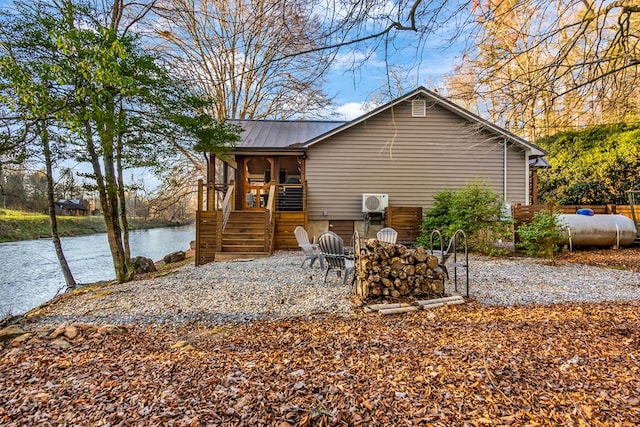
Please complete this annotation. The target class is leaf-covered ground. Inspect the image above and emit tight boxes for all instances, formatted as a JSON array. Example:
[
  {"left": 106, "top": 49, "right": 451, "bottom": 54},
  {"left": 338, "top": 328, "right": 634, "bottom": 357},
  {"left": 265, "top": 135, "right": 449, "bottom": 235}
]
[
  {"left": 558, "top": 247, "right": 640, "bottom": 272},
  {"left": 2, "top": 301, "right": 640, "bottom": 426}
]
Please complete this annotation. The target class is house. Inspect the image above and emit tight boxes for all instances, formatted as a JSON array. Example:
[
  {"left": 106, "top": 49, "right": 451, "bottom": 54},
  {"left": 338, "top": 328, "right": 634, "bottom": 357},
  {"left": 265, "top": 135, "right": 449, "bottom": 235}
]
[
  {"left": 195, "top": 87, "right": 546, "bottom": 264},
  {"left": 55, "top": 199, "right": 88, "bottom": 216}
]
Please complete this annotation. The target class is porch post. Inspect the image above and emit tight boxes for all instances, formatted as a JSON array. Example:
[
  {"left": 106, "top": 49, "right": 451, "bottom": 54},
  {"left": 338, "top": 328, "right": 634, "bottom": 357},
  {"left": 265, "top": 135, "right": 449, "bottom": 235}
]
[
  {"left": 207, "top": 154, "right": 216, "bottom": 210},
  {"left": 532, "top": 169, "right": 539, "bottom": 205}
]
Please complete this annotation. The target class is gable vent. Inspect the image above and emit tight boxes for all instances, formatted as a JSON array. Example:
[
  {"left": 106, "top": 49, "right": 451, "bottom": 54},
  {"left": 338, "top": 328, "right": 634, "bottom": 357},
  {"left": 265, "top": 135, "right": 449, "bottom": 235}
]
[{"left": 412, "top": 99, "right": 426, "bottom": 117}]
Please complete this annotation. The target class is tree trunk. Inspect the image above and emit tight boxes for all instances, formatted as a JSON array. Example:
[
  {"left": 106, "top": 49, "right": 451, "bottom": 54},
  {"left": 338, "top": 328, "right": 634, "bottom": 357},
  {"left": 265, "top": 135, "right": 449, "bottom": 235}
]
[
  {"left": 116, "top": 105, "right": 132, "bottom": 275},
  {"left": 84, "top": 116, "right": 130, "bottom": 283},
  {"left": 40, "top": 121, "right": 77, "bottom": 290}
]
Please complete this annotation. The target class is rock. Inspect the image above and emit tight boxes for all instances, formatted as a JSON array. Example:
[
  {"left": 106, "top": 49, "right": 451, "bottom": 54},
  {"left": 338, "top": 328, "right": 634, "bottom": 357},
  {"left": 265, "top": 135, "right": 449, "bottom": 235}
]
[
  {"left": 72, "top": 323, "right": 97, "bottom": 333},
  {"left": 132, "top": 256, "right": 157, "bottom": 274},
  {"left": 11, "top": 333, "right": 32, "bottom": 346},
  {"left": 163, "top": 251, "right": 186, "bottom": 264},
  {"left": 0, "top": 325, "right": 25, "bottom": 341},
  {"left": 94, "top": 324, "right": 128, "bottom": 336},
  {"left": 49, "top": 324, "right": 67, "bottom": 339},
  {"left": 50, "top": 338, "right": 72, "bottom": 349},
  {"left": 64, "top": 325, "right": 79, "bottom": 340},
  {"left": 189, "top": 240, "right": 196, "bottom": 250}
]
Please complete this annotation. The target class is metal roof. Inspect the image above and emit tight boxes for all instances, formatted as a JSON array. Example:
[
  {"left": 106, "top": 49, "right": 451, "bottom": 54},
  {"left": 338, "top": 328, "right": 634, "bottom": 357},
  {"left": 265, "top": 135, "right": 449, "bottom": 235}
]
[
  {"left": 529, "top": 157, "right": 551, "bottom": 168},
  {"left": 229, "top": 119, "right": 346, "bottom": 149}
]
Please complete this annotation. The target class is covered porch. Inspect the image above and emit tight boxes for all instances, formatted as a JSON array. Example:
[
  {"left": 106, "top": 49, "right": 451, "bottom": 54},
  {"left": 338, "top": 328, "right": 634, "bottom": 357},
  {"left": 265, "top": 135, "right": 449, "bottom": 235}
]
[{"left": 195, "top": 150, "right": 308, "bottom": 265}]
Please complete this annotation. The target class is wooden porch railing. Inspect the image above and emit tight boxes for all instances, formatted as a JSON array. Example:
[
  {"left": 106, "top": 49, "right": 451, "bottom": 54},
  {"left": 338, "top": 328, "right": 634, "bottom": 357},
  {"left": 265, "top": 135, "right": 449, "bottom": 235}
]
[
  {"left": 267, "top": 185, "right": 276, "bottom": 221},
  {"left": 274, "top": 182, "right": 305, "bottom": 211},
  {"left": 221, "top": 183, "right": 235, "bottom": 231},
  {"left": 265, "top": 185, "right": 277, "bottom": 253}
]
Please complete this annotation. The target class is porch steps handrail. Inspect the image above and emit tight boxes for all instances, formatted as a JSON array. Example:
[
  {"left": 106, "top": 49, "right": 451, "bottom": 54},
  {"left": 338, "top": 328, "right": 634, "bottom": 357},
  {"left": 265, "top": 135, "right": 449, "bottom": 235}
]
[
  {"left": 267, "top": 185, "right": 276, "bottom": 222},
  {"left": 222, "top": 183, "right": 234, "bottom": 231}
]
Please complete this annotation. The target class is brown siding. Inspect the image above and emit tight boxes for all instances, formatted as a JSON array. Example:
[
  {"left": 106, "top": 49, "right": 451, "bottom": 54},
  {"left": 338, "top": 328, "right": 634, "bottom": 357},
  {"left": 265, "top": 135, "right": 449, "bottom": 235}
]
[
  {"left": 506, "top": 142, "right": 527, "bottom": 203},
  {"left": 306, "top": 98, "right": 530, "bottom": 220}
]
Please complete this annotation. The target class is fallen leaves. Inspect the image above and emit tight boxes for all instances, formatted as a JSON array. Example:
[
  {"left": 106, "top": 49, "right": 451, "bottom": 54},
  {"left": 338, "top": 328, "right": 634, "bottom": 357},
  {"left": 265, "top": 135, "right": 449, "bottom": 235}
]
[
  {"left": 558, "top": 247, "right": 640, "bottom": 272},
  {"left": 1, "top": 301, "right": 640, "bottom": 425}
]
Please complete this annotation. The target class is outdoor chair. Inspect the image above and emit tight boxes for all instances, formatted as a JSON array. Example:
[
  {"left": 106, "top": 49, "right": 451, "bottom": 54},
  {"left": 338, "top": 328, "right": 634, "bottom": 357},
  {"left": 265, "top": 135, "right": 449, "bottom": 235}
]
[
  {"left": 376, "top": 227, "right": 398, "bottom": 244},
  {"left": 318, "top": 231, "right": 355, "bottom": 285},
  {"left": 294, "top": 226, "right": 324, "bottom": 268}
]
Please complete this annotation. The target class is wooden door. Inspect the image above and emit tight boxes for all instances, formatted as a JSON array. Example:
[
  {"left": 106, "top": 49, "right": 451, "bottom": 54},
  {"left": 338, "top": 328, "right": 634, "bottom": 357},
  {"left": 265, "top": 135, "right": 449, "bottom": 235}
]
[{"left": 328, "top": 220, "right": 354, "bottom": 244}]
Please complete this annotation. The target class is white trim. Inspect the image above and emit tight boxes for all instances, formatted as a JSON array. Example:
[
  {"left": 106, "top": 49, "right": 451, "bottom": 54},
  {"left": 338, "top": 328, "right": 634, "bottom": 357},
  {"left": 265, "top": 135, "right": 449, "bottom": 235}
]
[
  {"left": 525, "top": 150, "right": 531, "bottom": 205},
  {"left": 503, "top": 139, "right": 508, "bottom": 202}
]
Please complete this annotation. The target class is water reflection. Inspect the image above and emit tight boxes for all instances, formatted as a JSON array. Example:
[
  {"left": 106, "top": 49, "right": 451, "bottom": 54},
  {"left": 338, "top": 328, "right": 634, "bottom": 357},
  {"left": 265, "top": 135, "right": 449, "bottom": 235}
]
[{"left": 0, "top": 225, "right": 195, "bottom": 315}]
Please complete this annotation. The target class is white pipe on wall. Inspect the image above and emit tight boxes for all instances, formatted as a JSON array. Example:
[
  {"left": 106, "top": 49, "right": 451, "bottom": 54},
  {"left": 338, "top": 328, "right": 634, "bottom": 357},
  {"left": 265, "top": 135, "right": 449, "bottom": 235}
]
[{"left": 503, "top": 138, "right": 508, "bottom": 202}]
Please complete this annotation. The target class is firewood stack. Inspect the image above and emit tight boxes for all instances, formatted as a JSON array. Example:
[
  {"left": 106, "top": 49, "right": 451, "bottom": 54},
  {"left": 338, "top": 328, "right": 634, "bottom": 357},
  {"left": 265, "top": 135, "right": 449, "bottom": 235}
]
[{"left": 354, "top": 239, "right": 446, "bottom": 300}]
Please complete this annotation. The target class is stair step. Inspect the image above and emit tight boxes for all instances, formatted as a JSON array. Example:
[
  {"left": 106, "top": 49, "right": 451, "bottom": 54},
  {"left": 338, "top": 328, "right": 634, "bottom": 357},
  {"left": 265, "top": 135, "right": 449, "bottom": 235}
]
[
  {"left": 223, "top": 232, "right": 265, "bottom": 238},
  {"left": 223, "top": 229, "right": 265, "bottom": 235},
  {"left": 222, "top": 241, "right": 266, "bottom": 247},
  {"left": 215, "top": 252, "right": 271, "bottom": 261},
  {"left": 228, "top": 211, "right": 266, "bottom": 218},
  {"left": 223, "top": 237, "right": 265, "bottom": 243},
  {"left": 224, "top": 224, "right": 265, "bottom": 233},
  {"left": 222, "top": 245, "right": 266, "bottom": 252}
]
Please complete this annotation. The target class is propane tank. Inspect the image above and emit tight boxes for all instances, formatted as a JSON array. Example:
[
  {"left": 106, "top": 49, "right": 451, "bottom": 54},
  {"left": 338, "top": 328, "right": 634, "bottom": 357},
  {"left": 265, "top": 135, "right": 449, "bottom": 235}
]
[{"left": 558, "top": 214, "right": 637, "bottom": 248}]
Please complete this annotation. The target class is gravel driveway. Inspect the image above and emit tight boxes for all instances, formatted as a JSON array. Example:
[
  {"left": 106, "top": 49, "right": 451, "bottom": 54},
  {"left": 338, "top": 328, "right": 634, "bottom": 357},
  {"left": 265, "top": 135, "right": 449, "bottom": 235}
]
[{"left": 23, "top": 251, "right": 640, "bottom": 327}]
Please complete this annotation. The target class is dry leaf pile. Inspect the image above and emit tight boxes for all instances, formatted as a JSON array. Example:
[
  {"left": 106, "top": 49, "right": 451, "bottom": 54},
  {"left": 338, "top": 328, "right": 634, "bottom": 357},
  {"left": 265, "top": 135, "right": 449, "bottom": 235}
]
[
  {"left": 558, "top": 247, "right": 640, "bottom": 272},
  {"left": 2, "top": 301, "right": 640, "bottom": 426}
]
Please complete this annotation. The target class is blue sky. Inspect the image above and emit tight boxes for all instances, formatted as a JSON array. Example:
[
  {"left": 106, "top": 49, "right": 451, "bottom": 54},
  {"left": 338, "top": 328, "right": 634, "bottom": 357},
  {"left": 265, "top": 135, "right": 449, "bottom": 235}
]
[
  {"left": 0, "top": 0, "right": 465, "bottom": 121},
  {"left": 321, "top": 14, "right": 467, "bottom": 120},
  {"left": 326, "top": 45, "right": 460, "bottom": 120},
  {"left": 1, "top": 0, "right": 466, "bottom": 185}
]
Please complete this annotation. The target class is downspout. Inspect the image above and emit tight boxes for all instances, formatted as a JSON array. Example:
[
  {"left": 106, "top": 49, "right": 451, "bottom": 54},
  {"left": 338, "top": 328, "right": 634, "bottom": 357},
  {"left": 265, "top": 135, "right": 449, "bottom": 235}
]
[
  {"left": 204, "top": 152, "right": 210, "bottom": 210},
  {"left": 525, "top": 150, "right": 531, "bottom": 205},
  {"left": 503, "top": 138, "right": 508, "bottom": 202}
]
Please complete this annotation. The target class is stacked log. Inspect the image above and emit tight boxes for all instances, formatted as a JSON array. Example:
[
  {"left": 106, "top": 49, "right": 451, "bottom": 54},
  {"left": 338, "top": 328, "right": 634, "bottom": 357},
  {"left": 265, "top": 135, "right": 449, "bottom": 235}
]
[{"left": 354, "top": 239, "right": 446, "bottom": 300}]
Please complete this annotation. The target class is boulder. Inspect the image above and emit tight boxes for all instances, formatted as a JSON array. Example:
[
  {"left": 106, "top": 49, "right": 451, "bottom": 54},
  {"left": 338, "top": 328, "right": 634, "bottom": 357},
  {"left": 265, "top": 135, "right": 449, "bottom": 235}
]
[
  {"left": 132, "top": 256, "right": 157, "bottom": 274},
  {"left": 49, "top": 338, "right": 72, "bottom": 349},
  {"left": 163, "top": 250, "right": 186, "bottom": 264},
  {"left": 0, "top": 325, "right": 25, "bottom": 342}
]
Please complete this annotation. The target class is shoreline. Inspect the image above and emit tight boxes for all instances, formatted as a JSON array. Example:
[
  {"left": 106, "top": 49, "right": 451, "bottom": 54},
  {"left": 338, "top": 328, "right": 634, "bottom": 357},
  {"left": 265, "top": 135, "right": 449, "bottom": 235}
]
[
  {"left": 1, "top": 250, "right": 195, "bottom": 329},
  {"left": 0, "top": 208, "right": 193, "bottom": 243}
]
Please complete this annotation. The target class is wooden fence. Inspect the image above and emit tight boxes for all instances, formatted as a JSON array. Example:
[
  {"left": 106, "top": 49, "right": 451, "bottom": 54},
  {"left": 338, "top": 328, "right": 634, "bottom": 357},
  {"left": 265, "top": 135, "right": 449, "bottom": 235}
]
[
  {"left": 512, "top": 203, "right": 636, "bottom": 225},
  {"left": 385, "top": 206, "right": 423, "bottom": 244}
]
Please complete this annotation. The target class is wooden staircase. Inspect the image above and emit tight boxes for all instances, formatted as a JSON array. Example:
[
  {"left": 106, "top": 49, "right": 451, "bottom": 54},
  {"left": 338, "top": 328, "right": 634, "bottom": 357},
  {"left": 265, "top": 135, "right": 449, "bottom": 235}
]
[{"left": 215, "top": 210, "right": 272, "bottom": 261}]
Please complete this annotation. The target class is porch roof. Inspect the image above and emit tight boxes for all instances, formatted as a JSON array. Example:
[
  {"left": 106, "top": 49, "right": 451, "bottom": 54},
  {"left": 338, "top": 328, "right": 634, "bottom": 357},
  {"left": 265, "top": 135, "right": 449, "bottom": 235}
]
[{"left": 229, "top": 119, "right": 345, "bottom": 149}]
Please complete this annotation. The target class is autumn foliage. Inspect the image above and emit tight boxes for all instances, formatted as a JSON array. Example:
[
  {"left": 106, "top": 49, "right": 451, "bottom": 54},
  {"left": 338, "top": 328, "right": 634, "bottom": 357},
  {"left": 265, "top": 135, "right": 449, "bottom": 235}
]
[{"left": 2, "top": 301, "right": 640, "bottom": 425}]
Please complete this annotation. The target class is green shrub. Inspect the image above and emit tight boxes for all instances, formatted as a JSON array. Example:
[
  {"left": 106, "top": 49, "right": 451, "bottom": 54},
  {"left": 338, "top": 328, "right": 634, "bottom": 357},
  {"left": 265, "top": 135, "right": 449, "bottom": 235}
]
[
  {"left": 516, "top": 211, "right": 566, "bottom": 258},
  {"left": 415, "top": 182, "right": 506, "bottom": 252}
]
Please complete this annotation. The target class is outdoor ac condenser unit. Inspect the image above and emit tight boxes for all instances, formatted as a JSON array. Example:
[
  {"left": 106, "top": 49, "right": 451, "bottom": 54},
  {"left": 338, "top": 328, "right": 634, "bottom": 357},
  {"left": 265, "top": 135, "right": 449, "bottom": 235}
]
[{"left": 362, "top": 193, "right": 389, "bottom": 213}]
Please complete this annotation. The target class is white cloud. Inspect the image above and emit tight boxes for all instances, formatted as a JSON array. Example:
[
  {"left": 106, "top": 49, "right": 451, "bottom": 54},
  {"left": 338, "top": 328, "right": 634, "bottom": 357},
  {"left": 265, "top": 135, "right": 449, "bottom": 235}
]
[
  {"left": 331, "top": 50, "right": 385, "bottom": 71},
  {"left": 334, "top": 102, "right": 369, "bottom": 120}
]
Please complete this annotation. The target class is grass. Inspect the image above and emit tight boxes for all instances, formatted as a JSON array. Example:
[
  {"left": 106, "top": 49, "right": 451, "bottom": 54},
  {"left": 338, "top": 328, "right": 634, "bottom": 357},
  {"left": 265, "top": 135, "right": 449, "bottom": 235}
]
[{"left": 0, "top": 208, "right": 191, "bottom": 242}]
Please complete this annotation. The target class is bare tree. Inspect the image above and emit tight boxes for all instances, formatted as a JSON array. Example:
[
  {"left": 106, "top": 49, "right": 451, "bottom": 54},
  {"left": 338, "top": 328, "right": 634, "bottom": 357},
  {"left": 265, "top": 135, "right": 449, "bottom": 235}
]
[
  {"left": 150, "top": 0, "right": 335, "bottom": 120},
  {"left": 446, "top": 0, "right": 640, "bottom": 138}
]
